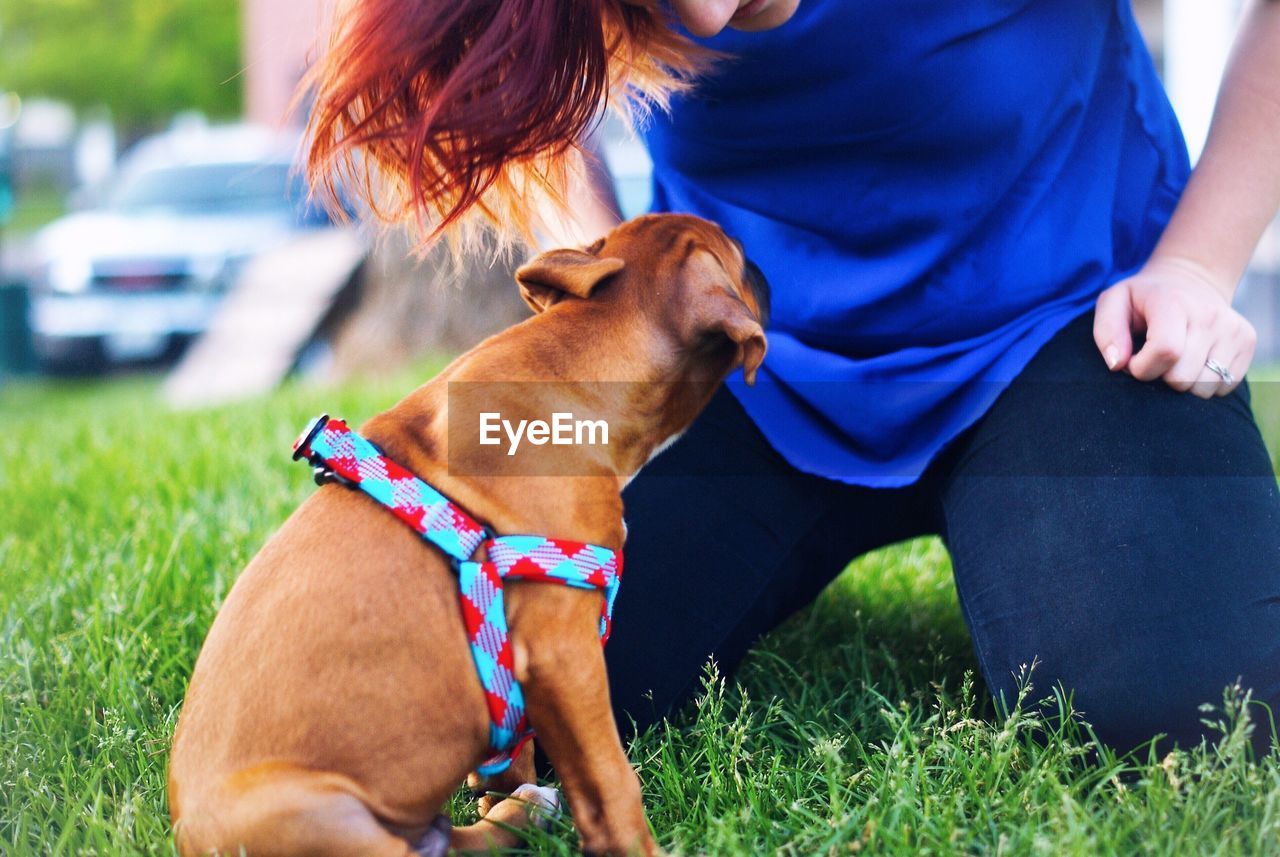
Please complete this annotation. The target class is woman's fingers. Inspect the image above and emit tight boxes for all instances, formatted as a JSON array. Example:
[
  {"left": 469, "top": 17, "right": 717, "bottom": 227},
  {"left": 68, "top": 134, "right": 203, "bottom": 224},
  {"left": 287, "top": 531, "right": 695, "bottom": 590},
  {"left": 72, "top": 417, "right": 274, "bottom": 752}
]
[
  {"left": 1093, "top": 283, "right": 1135, "bottom": 371},
  {"left": 1166, "top": 328, "right": 1214, "bottom": 396},
  {"left": 1128, "top": 297, "right": 1188, "bottom": 382},
  {"left": 1098, "top": 259, "right": 1256, "bottom": 396},
  {"left": 1195, "top": 350, "right": 1237, "bottom": 398},
  {"left": 1192, "top": 311, "right": 1256, "bottom": 397},
  {"left": 1226, "top": 317, "right": 1258, "bottom": 396},
  {"left": 1224, "top": 348, "right": 1251, "bottom": 396},
  {"left": 1209, "top": 319, "right": 1257, "bottom": 397}
]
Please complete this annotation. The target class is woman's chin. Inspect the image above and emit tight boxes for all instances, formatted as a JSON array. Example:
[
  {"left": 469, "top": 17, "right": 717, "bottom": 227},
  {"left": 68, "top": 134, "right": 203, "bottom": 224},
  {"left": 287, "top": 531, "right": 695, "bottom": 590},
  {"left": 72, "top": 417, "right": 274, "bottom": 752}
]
[{"left": 728, "top": 0, "right": 800, "bottom": 32}]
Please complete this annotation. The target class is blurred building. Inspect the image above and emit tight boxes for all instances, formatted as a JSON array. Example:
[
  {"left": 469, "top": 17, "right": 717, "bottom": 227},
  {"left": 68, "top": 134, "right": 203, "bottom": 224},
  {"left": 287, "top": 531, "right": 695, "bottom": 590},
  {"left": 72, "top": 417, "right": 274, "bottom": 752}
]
[{"left": 243, "top": 0, "right": 331, "bottom": 128}]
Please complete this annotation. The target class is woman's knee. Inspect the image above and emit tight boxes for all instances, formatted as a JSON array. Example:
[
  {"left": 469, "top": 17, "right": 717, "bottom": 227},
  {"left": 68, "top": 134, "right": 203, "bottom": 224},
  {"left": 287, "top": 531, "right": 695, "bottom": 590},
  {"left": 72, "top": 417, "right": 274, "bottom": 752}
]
[{"left": 979, "top": 613, "right": 1280, "bottom": 756}]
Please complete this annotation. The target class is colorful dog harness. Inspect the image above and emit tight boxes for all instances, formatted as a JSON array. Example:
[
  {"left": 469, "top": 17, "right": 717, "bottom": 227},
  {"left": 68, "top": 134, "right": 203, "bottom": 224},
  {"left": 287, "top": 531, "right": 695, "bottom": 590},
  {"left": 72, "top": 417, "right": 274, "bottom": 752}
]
[{"left": 292, "top": 414, "right": 622, "bottom": 776}]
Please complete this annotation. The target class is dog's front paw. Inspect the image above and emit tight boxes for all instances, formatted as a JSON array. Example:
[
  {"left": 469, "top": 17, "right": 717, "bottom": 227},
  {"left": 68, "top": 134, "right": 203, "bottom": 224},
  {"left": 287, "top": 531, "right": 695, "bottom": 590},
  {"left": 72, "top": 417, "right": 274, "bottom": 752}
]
[{"left": 509, "top": 783, "right": 562, "bottom": 830}]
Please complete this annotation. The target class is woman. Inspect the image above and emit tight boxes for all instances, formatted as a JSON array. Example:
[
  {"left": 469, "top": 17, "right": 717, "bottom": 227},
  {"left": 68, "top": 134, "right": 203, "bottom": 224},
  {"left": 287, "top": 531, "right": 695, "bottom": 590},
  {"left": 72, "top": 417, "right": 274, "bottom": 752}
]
[{"left": 306, "top": 0, "right": 1280, "bottom": 754}]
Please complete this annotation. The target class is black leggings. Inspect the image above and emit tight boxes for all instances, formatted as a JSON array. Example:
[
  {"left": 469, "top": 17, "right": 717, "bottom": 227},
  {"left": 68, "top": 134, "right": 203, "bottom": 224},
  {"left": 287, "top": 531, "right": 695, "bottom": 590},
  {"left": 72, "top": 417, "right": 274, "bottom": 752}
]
[{"left": 608, "top": 311, "right": 1280, "bottom": 753}]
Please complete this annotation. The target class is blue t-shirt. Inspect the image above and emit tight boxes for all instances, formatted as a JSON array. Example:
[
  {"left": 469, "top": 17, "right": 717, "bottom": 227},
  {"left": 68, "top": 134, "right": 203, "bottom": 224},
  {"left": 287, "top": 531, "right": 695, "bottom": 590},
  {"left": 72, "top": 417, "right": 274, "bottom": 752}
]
[{"left": 643, "top": 0, "right": 1191, "bottom": 486}]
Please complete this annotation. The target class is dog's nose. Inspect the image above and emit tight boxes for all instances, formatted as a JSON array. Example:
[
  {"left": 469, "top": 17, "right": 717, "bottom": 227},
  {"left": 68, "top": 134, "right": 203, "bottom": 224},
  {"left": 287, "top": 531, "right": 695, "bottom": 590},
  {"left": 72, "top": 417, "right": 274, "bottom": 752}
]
[{"left": 743, "top": 256, "right": 772, "bottom": 325}]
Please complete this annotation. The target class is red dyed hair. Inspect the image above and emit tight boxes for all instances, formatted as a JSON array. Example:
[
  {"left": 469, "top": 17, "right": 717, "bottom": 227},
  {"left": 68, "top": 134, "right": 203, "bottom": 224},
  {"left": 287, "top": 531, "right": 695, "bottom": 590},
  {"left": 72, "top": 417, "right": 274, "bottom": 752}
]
[{"left": 302, "top": 0, "right": 708, "bottom": 252}]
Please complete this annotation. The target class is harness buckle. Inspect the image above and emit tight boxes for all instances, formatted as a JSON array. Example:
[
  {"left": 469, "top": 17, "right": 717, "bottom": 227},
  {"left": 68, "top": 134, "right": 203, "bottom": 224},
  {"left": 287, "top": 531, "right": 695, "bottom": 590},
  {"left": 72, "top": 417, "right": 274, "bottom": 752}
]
[{"left": 292, "top": 413, "right": 332, "bottom": 462}]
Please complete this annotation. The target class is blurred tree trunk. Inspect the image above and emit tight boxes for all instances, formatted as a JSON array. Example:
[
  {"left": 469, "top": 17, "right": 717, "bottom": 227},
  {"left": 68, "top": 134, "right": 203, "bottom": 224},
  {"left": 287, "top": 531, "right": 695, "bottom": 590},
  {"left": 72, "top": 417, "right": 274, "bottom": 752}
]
[{"left": 327, "top": 229, "right": 529, "bottom": 376}]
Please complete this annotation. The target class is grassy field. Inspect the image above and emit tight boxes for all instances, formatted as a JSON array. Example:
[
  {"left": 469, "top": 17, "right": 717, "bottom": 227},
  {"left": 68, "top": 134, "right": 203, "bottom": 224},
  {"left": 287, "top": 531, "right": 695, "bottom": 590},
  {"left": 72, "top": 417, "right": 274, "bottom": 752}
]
[{"left": 4, "top": 370, "right": 1280, "bottom": 855}]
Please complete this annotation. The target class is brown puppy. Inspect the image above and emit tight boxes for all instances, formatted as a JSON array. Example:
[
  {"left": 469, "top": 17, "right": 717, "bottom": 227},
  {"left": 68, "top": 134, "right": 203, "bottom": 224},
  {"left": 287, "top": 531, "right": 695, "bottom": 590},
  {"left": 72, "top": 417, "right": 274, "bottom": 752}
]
[{"left": 168, "top": 214, "right": 769, "bottom": 857}]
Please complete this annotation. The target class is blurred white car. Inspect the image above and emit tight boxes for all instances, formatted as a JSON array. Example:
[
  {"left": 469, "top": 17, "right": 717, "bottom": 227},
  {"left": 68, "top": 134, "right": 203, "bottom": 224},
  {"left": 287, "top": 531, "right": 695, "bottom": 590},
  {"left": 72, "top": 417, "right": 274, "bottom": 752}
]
[{"left": 27, "top": 125, "right": 329, "bottom": 369}]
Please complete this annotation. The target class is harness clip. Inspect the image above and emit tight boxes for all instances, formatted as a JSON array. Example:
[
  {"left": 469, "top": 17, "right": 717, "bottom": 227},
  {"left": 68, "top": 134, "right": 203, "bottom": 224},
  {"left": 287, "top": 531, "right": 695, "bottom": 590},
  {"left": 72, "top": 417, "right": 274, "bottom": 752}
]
[{"left": 292, "top": 413, "right": 332, "bottom": 462}]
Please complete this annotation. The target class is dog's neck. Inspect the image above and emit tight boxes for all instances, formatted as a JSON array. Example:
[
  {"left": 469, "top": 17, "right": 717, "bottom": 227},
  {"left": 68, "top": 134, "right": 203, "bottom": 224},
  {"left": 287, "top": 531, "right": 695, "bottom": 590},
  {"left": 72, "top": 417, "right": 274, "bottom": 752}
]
[{"left": 362, "top": 303, "right": 725, "bottom": 550}]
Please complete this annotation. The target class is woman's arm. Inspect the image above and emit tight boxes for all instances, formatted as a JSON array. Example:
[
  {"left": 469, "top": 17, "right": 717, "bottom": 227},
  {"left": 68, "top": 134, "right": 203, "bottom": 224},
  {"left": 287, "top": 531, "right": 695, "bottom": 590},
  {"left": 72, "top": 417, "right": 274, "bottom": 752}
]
[{"left": 1093, "top": 0, "right": 1280, "bottom": 397}]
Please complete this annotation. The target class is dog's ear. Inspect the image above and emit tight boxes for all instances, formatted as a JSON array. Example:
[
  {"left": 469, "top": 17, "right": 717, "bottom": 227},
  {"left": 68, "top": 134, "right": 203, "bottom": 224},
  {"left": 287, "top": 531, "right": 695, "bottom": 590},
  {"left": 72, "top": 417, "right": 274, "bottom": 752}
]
[
  {"left": 515, "top": 249, "right": 626, "bottom": 313},
  {"left": 711, "top": 302, "right": 768, "bottom": 386},
  {"left": 688, "top": 249, "right": 768, "bottom": 385}
]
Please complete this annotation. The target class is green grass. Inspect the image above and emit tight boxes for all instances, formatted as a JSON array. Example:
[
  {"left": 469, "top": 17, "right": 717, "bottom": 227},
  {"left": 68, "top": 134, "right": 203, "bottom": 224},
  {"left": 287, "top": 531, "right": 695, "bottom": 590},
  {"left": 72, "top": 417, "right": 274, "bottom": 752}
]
[{"left": 4, "top": 371, "right": 1280, "bottom": 855}]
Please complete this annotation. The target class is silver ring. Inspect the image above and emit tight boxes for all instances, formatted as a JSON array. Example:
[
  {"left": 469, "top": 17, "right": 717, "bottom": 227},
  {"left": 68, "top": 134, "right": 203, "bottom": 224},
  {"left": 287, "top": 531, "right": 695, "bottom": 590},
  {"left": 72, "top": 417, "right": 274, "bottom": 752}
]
[{"left": 1205, "top": 358, "right": 1235, "bottom": 386}]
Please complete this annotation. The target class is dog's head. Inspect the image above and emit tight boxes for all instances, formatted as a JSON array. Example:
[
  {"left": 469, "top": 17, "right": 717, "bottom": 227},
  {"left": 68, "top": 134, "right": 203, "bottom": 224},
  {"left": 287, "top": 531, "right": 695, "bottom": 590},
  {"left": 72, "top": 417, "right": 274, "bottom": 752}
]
[{"left": 515, "top": 214, "right": 770, "bottom": 384}]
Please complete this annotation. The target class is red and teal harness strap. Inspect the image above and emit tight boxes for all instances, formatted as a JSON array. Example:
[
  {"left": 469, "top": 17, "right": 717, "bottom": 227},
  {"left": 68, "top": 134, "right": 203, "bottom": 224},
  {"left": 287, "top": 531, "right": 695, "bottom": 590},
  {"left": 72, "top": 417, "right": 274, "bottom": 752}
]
[{"left": 292, "top": 414, "right": 622, "bottom": 776}]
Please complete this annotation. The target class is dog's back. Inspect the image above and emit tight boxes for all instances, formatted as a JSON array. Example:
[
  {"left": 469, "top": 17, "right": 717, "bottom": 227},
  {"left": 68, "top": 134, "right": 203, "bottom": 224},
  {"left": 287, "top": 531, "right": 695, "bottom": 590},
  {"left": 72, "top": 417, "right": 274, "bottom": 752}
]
[{"left": 169, "top": 483, "right": 489, "bottom": 854}]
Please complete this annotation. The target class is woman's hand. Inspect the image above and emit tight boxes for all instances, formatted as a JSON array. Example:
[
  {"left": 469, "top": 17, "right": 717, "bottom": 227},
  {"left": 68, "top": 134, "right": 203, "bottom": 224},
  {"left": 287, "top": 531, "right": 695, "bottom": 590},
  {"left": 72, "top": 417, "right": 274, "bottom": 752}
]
[
  {"left": 1090, "top": 0, "right": 1280, "bottom": 399},
  {"left": 1093, "top": 256, "right": 1256, "bottom": 398}
]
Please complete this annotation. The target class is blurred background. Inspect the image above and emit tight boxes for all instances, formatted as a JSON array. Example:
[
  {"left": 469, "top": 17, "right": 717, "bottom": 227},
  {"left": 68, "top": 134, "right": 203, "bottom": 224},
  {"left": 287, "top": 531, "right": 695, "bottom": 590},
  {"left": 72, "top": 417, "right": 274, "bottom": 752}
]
[{"left": 0, "top": 0, "right": 1275, "bottom": 405}]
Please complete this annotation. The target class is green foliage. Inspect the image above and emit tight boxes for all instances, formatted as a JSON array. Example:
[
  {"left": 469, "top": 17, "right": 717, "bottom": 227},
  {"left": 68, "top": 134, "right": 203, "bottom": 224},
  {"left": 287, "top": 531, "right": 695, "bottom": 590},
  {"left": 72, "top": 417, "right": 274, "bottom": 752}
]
[
  {"left": 2, "top": 373, "right": 1280, "bottom": 855},
  {"left": 0, "top": 0, "right": 241, "bottom": 127},
  {"left": 5, "top": 182, "right": 65, "bottom": 234}
]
